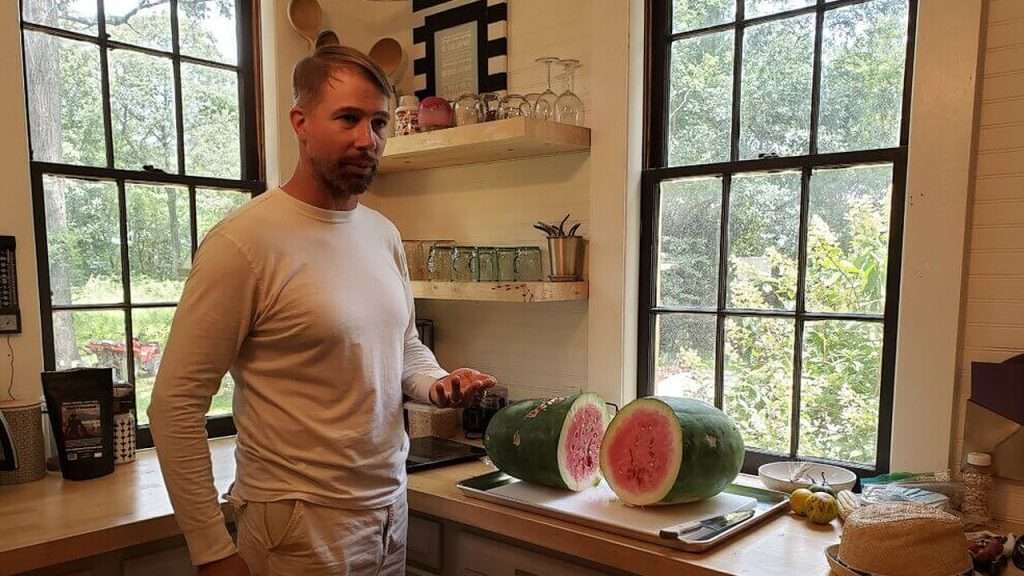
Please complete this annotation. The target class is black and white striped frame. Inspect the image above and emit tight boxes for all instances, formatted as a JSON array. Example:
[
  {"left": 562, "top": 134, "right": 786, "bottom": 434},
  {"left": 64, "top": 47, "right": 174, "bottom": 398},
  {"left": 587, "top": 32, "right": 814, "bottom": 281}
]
[{"left": 412, "top": 0, "right": 508, "bottom": 100}]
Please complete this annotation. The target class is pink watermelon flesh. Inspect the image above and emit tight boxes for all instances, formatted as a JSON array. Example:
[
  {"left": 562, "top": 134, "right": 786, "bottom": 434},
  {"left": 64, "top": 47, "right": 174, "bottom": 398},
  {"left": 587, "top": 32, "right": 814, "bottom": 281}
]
[
  {"left": 604, "top": 408, "right": 676, "bottom": 495},
  {"left": 565, "top": 404, "right": 605, "bottom": 484}
]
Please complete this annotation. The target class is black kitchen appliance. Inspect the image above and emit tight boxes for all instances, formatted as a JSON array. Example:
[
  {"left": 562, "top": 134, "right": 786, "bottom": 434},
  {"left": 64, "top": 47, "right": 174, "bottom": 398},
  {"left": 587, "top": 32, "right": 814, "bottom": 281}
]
[
  {"left": 406, "top": 436, "right": 485, "bottom": 473},
  {"left": 0, "top": 410, "right": 16, "bottom": 471}
]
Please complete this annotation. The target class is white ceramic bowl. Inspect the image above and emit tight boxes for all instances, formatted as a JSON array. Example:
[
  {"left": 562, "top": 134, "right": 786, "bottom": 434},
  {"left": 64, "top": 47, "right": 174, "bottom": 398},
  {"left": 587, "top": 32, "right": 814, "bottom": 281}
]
[{"left": 757, "top": 461, "right": 857, "bottom": 494}]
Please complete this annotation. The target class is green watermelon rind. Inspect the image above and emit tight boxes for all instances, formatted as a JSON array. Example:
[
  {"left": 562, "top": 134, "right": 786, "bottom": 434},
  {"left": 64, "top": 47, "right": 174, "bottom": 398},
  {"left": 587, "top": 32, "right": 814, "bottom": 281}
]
[
  {"left": 601, "top": 397, "right": 745, "bottom": 506},
  {"left": 484, "top": 393, "right": 608, "bottom": 491}
]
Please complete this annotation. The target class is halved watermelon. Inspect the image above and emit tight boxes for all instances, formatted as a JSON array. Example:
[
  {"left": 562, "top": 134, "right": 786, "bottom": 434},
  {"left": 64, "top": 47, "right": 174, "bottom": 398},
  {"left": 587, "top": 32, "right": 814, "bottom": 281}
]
[
  {"left": 600, "top": 397, "right": 744, "bottom": 506},
  {"left": 484, "top": 393, "right": 609, "bottom": 491}
]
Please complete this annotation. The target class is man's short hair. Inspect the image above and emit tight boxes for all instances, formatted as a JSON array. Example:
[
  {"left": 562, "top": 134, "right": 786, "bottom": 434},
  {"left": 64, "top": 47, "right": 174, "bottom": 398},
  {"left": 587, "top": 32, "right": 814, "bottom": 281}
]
[{"left": 292, "top": 45, "right": 394, "bottom": 106}]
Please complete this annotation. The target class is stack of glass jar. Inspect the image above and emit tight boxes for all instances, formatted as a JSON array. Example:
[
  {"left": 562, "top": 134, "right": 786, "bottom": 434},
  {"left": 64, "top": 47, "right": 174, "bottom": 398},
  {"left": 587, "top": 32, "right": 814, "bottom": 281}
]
[{"left": 404, "top": 241, "right": 545, "bottom": 282}]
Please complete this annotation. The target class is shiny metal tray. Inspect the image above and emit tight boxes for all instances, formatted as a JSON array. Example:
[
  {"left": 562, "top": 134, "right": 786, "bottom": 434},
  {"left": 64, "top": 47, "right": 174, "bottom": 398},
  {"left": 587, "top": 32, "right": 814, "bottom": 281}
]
[{"left": 457, "top": 470, "right": 790, "bottom": 552}]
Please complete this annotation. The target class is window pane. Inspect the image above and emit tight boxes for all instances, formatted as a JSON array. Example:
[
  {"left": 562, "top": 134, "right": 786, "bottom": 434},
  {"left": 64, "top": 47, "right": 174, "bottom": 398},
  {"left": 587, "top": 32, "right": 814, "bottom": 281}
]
[
  {"left": 183, "top": 64, "right": 241, "bottom": 179},
  {"left": 799, "top": 320, "right": 882, "bottom": 465},
  {"left": 132, "top": 307, "right": 174, "bottom": 425},
  {"left": 53, "top": 309, "right": 128, "bottom": 383},
  {"left": 728, "top": 172, "right": 800, "bottom": 310},
  {"left": 655, "top": 314, "right": 716, "bottom": 405},
  {"left": 806, "top": 165, "right": 892, "bottom": 314},
  {"left": 106, "top": 0, "right": 172, "bottom": 51},
  {"left": 22, "top": 0, "right": 98, "bottom": 35},
  {"left": 196, "top": 188, "right": 249, "bottom": 243},
  {"left": 127, "top": 184, "right": 191, "bottom": 303},
  {"left": 23, "top": 32, "right": 106, "bottom": 167},
  {"left": 740, "top": 15, "right": 814, "bottom": 159},
  {"left": 673, "top": 0, "right": 734, "bottom": 33},
  {"left": 657, "top": 177, "right": 722, "bottom": 308},
  {"left": 132, "top": 308, "right": 235, "bottom": 424},
  {"left": 818, "top": 0, "right": 909, "bottom": 153},
  {"left": 668, "top": 31, "right": 734, "bottom": 166},
  {"left": 179, "top": 0, "right": 238, "bottom": 65},
  {"left": 723, "top": 316, "right": 793, "bottom": 454},
  {"left": 746, "top": 0, "right": 814, "bottom": 19},
  {"left": 209, "top": 373, "right": 236, "bottom": 418},
  {"left": 109, "top": 49, "right": 178, "bottom": 172},
  {"left": 43, "top": 176, "right": 122, "bottom": 306}
]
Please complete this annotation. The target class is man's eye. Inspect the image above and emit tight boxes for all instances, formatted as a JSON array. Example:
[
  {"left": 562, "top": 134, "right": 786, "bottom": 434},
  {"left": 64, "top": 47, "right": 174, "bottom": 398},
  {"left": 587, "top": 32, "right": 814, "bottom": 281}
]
[
  {"left": 372, "top": 118, "right": 388, "bottom": 132},
  {"left": 337, "top": 114, "right": 358, "bottom": 124}
]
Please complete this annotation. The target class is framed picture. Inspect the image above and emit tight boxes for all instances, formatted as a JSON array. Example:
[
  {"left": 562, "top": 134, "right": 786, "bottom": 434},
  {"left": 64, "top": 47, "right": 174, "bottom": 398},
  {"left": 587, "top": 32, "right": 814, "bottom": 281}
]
[{"left": 413, "top": 0, "right": 508, "bottom": 101}]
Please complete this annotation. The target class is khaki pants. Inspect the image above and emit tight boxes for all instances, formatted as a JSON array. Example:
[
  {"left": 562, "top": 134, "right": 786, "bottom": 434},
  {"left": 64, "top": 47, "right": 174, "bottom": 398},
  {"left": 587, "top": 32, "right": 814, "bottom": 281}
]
[{"left": 231, "top": 493, "right": 407, "bottom": 576}]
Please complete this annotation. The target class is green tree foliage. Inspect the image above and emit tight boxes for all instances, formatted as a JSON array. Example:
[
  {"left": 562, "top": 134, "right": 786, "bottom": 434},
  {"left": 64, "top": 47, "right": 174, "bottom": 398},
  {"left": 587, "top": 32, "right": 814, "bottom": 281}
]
[
  {"left": 24, "top": 0, "right": 246, "bottom": 420},
  {"left": 657, "top": 0, "right": 908, "bottom": 465}
]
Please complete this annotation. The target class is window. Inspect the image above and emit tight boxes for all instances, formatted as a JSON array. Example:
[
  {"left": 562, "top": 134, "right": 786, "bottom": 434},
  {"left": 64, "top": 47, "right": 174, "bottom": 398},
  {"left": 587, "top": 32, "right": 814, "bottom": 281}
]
[
  {"left": 20, "top": 0, "right": 264, "bottom": 447},
  {"left": 641, "top": 0, "right": 916, "bottom": 475}
]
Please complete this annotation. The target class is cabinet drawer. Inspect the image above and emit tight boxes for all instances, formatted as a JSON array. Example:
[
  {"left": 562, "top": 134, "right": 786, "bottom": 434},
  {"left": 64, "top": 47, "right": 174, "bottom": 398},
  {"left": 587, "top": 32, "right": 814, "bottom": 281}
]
[
  {"left": 408, "top": 513, "right": 443, "bottom": 572},
  {"left": 451, "top": 530, "right": 611, "bottom": 576}
]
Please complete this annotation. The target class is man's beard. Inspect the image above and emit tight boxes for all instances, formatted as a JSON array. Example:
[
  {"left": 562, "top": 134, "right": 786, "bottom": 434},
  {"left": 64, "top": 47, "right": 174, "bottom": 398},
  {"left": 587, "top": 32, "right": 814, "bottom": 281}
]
[{"left": 310, "top": 154, "right": 378, "bottom": 200}]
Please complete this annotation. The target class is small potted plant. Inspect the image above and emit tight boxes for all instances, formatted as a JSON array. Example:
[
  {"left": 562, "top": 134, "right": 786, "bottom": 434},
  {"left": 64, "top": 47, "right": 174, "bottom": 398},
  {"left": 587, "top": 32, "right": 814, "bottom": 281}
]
[{"left": 534, "top": 214, "right": 585, "bottom": 281}]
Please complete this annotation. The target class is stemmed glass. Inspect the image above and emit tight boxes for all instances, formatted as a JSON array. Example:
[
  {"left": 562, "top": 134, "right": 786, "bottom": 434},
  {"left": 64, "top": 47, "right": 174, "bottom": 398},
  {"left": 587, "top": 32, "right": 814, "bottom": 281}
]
[
  {"left": 554, "top": 59, "right": 584, "bottom": 126},
  {"left": 534, "top": 57, "right": 560, "bottom": 120}
]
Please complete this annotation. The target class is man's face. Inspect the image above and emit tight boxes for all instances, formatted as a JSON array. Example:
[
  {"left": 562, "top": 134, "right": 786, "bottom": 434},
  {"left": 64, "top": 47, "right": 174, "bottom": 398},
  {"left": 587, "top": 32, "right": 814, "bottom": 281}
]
[{"left": 294, "top": 66, "right": 389, "bottom": 198}]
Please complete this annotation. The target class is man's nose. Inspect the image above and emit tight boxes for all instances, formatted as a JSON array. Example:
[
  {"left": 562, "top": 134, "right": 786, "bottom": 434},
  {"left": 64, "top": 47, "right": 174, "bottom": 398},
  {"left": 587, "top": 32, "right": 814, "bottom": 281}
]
[{"left": 353, "top": 119, "right": 375, "bottom": 150}]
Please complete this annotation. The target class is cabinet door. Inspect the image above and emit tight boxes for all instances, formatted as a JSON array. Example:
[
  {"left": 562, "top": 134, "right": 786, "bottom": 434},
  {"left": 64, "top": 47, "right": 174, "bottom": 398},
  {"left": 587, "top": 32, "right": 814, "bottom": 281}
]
[
  {"left": 449, "top": 529, "right": 611, "bottom": 576},
  {"left": 407, "top": 512, "right": 443, "bottom": 573}
]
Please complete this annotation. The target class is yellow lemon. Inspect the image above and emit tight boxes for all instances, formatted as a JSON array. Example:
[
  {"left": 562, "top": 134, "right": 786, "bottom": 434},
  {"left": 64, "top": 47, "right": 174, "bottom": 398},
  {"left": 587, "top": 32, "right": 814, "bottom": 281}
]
[{"left": 789, "top": 488, "right": 814, "bottom": 516}]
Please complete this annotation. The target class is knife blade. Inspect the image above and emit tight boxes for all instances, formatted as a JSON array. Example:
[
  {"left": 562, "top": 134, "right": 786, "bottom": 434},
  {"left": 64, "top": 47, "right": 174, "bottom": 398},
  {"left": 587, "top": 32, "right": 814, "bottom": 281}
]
[{"left": 658, "top": 505, "right": 756, "bottom": 541}]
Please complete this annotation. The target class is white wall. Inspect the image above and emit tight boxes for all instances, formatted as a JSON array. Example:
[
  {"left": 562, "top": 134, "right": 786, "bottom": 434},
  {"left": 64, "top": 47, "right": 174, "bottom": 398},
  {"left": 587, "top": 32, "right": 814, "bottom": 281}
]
[
  {"left": 952, "top": 0, "right": 1024, "bottom": 525},
  {"left": 0, "top": 1, "right": 44, "bottom": 405}
]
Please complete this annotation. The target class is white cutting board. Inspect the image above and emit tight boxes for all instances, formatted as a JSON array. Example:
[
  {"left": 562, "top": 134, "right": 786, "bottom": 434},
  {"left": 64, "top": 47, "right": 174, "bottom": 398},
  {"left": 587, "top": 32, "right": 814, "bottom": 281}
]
[{"left": 489, "top": 479, "right": 757, "bottom": 537}]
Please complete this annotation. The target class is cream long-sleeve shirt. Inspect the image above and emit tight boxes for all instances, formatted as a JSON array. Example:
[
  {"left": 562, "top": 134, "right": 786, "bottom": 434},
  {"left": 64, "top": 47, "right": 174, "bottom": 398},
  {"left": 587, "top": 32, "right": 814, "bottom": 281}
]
[{"left": 147, "top": 188, "right": 447, "bottom": 566}]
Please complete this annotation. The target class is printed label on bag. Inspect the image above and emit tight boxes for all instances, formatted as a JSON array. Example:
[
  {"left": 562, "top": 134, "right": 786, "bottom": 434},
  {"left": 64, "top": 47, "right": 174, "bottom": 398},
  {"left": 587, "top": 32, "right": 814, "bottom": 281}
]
[{"left": 61, "top": 401, "right": 103, "bottom": 460}]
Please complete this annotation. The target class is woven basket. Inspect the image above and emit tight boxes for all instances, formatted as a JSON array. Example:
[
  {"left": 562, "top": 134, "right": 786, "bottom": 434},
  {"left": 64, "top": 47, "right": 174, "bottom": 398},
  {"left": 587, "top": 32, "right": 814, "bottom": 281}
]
[{"left": 0, "top": 400, "right": 47, "bottom": 485}]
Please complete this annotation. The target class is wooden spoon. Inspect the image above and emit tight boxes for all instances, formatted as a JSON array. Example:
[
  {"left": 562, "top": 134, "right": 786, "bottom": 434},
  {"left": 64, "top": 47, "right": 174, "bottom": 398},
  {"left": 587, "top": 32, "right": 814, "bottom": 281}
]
[
  {"left": 288, "top": 0, "right": 322, "bottom": 49},
  {"left": 369, "top": 37, "right": 407, "bottom": 84}
]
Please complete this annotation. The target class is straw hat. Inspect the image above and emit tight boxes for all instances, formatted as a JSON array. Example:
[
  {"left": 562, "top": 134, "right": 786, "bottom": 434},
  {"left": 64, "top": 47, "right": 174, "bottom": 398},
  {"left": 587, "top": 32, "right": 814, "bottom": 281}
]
[{"left": 825, "top": 502, "right": 973, "bottom": 576}]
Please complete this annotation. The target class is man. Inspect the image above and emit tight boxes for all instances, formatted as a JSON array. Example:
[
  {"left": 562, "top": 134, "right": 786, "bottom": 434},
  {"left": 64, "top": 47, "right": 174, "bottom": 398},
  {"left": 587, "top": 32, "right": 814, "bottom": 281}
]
[{"left": 148, "top": 46, "right": 495, "bottom": 576}]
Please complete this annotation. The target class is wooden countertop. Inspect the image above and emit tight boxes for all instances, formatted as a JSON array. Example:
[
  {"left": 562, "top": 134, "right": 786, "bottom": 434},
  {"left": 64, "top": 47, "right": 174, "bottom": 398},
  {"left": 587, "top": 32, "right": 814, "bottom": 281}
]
[{"left": 0, "top": 437, "right": 840, "bottom": 575}]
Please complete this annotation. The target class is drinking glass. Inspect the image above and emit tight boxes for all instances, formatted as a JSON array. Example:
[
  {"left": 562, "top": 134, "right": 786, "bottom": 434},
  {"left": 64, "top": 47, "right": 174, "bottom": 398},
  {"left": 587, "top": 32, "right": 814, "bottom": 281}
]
[
  {"left": 452, "top": 246, "right": 479, "bottom": 282},
  {"left": 523, "top": 93, "right": 542, "bottom": 119},
  {"left": 497, "top": 247, "right": 517, "bottom": 282},
  {"left": 454, "top": 93, "right": 484, "bottom": 126},
  {"left": 499, "top": 94, "right": 531, "bottom": 119},
  {"left": 514, "top": 247, "right": 543, "bottom": 281},
  {"left": 427, "top": 245, "right": 454, "bottom": 282},
  {"left": 534, "top": 56, "right": 560, "bottom": 120},
  {"left": 554, "top": 59, "right": 585, "bottom": 126},
  {"left": 477, "top": 247, "right": 498, "bottom": 282}
]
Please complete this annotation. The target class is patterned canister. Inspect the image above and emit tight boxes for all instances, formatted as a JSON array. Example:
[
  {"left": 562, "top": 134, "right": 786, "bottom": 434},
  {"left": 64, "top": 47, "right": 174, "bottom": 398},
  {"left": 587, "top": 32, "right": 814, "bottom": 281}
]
[{"left": 0, "top": 400, "right": 47, "bottom": 485}]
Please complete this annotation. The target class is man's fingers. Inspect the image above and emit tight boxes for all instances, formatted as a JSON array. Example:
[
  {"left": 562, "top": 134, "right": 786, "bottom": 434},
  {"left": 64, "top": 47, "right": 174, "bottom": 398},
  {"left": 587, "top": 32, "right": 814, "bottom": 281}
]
[
  {"left": 433, "top": 382, "right": 449, "bottom": 407},
  {"left": 451, "top": 378, "right": 463, "bottom": 405}
]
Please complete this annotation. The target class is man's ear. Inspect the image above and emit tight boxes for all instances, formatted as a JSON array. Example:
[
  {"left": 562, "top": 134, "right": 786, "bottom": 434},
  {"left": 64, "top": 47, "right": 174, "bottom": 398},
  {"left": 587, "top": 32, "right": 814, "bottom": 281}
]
[{"left": 290, "top": 105, "right": 308, "bottom": 141}]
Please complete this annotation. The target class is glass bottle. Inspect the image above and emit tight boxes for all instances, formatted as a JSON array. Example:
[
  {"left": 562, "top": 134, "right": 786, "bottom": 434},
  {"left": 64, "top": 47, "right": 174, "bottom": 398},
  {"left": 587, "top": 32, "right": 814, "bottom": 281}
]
[{"left": 962, "top": 451, "right": 994, "bottom": 529}]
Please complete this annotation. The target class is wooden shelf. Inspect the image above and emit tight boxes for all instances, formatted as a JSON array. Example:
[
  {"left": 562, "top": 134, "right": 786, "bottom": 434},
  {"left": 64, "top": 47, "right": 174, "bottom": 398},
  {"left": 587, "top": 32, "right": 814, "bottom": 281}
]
[
  {"left": 380, "top": 118, "right": 590, "bottom": 173},
  {"left": 411, "top": 281, "right": 588, "bottom": 303}
]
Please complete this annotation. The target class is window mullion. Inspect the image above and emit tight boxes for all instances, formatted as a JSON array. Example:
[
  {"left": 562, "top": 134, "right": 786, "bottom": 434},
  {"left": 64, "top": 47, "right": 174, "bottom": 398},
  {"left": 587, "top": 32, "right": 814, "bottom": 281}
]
[
  {"left": 808, "top": 6, "right": 825, "bottom": 155},
  {"left": 116, "top": 179, "right": 136, "bottom": 387},
  {"left": 729, "top": 9, "right": 744, "bottom": 163},
  {"left": 96, "top": 0, "right": 115, "bottom": 168},
  {"left": 714, "top": 175, "right": 732, "bottom": 409},
  {"left": 170, "top": 0, "right": 186, "bottom": 176},
  {"left": 790, "top": 168, "right": 813, "bottom": 459}
]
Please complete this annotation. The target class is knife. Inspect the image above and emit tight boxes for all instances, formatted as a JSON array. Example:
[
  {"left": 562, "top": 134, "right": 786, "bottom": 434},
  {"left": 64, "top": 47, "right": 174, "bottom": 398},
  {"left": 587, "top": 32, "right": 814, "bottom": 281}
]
[{"left": 658, "top": 506, "right": 756, "bottom": 541}]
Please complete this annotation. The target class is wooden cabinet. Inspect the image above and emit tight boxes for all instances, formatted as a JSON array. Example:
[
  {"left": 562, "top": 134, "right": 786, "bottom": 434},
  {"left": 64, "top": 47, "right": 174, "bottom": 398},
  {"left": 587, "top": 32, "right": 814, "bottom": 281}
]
[{"left": 407, "top": 512, "right": 619, "bottom": 576}]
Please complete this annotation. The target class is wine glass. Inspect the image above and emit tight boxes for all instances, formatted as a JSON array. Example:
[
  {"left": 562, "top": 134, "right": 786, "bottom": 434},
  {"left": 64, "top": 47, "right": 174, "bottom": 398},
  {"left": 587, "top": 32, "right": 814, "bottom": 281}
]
[
  {"left": 554, "top": 59, "right": 584, "bottom": 126},
  {"left": 534, "top": 57, "right": 560, "bottom": 120}
]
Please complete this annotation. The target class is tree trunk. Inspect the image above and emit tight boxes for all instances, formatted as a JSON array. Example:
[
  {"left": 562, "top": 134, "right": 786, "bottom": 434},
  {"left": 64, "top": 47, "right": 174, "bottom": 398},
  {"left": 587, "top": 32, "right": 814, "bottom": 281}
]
[{"left": 24, "top": 0, "right": 77, "bottom": 367}]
